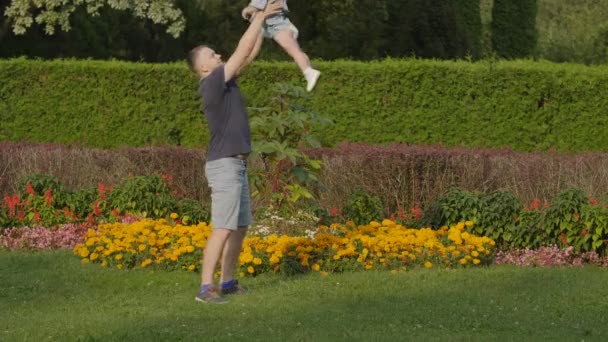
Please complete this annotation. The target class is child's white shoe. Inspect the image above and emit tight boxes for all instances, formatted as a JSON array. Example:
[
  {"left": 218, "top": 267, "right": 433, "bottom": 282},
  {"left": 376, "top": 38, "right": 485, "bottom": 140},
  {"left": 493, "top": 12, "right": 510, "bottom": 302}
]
[{"left": 304, "top": 69, "right": 321, "bottom": 92}]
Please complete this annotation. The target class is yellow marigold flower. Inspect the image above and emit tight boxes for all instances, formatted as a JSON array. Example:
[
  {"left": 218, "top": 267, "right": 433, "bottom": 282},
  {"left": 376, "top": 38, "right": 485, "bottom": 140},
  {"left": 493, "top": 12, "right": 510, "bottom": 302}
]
[
  {"left": 81, "top": 258, "right": 90, "bottom": 265},
  {"left": 186, "top": 246, "right": 195, "bottom": 253},
  {"left": 115, "top": 254, "right": 123, "bottom": 261},
  {"left": 312, "top": 264, "right": 321, "bottom": 272},
  {"left": 117, "top": 264, "right": 123, "bottom": 270},
  {"left": 489, "top": 240, "right": 496, "bottom": 246},
  {"left": 253, "top": 257, "right": 262, "bottom": 265},
  {"left": 365, "top": 264, "right": 373, "bottom": 270},
  {"left": 247, "top": 266, "right": 255, "bottom": 274},
  {"left": 424, "top": 261, "right": 433, "bottom": 268},
  {"left": 79, "top": 249, "right": 90, "bottom": 258},
  {"left": 170, "top": 213, "right": 179, "bottom": 219},
  {"left": 320, "top": 271, "right": 329, "bottom": 276},
  {"left": 465, "top": 221, "right": 474, "bottom": 227},
  {"left": 471, "top": 251, "right": 479, "bottom": 257},
  {"left": 101, "top": 261, "right": 108, "bottom": 267},
  {"left": 90, "top": 253, "right": 99, "bottom": 261},
  {"left": 243, "top": 253, "right": 254, "bottom": 263},
  {"left": 188, "top": 265, "right": 196, "bottom": 271},
  {"left": 473, "top": 259, "right": 481, "bottom": 265},
  {"left": 138, "top": 244, "right": 147, "bottom": 252},
  {"left": 459, "top": 258, "right": 468, "bottom": 265}
]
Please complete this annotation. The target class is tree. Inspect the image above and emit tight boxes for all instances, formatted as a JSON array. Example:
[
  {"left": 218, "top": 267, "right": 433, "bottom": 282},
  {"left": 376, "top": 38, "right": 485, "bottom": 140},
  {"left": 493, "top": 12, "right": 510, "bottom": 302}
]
[
  {"left": 491, "top": 0, "right": 538, "bottom": 58},
  {"left": 4, "top": 0, "right": 185, "bottom": 37}
]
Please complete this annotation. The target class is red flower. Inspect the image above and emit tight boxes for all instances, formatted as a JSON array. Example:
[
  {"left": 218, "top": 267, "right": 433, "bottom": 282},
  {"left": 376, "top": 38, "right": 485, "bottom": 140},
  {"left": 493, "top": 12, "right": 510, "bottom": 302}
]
[
  {"left": 590, "top": 197, "right": 598, "bottom": 205},
  {"left": 330, "top": 207, "right": 340, "bottom": 217},
  {"left": 33, "top": 210, "right": 41, "bottom": 222},
  {"left": 560, "top": 232, "right": 568, "bottom": 245},
  {"left": 410, "top": 205, "right": 422, "bottom": 221},
  {"left": 573, "top": 212, "right": 580, "bottom": 221},
  {"left": 544, "top": 201, "right": 550, "bottom": 208},
  {"left": 4, "top": 194, "right": 20, "bottom": 218},
  {"left": 44, "top": 189, "right": 53, "bottom": 206},
  {"left": 64, "top": 207, "right": 74, "bottom": 219},
  {"left": 581, "top": 229, "right": 588, "bottom": 236},
  {"left": 397, "top": 206, "right": 407, "bottom": 220},
  {"left": 111, "top": 208, "right": 120, "bottom": 217},
  {"left": 87, "top": 214, "right": 95, "bottom": 225},
  {"left": 26, "top": 182, "right": 35, "bottom": 195},
  {"left": 93, "top": 200, "right": 102, "bottom": 216},
  {"left": 97, "top": 183, "right": 106, "bottom": 200},
  {"left": 390, "top": 213, "right": 395, "bottom": 221},
  {"left": 530, "top": 198, "right": 541, "bottom": 210},
  {"left": 17, "top": 209, "right": 24, "bottom": 221}
]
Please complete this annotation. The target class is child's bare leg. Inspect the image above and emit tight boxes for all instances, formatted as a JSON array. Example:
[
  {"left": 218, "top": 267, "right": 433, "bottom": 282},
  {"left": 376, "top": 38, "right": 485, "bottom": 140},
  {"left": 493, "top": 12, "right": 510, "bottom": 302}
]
[
  {"left": 274, "top": 29, "right": 320, "bottom": 91},
  {"left": 273, "top": 30, "right": 310, "bottom": 73}
]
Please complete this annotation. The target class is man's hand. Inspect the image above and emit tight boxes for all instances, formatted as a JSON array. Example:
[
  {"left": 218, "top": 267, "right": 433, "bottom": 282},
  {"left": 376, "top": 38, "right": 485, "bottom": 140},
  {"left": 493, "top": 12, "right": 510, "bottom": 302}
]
[
  {"left": 262, "top": 0, "right": 283, "bottom": 18},
  {"left": 224, "top": 0, "right": 283, "bottom": 82}
]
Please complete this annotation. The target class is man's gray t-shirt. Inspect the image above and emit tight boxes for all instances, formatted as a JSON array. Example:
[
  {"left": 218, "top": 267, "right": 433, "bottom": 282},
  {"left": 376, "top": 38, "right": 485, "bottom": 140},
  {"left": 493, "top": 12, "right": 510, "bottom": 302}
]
[{"left": 200, "top": 66, "right": 252, "bottom": 161}]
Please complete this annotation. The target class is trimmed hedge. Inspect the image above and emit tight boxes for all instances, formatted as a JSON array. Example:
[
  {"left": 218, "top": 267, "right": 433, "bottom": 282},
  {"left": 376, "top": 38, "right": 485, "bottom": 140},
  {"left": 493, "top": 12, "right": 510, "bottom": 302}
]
[{"left": 2, "top": 58, "right": 608, "bottom": 151}]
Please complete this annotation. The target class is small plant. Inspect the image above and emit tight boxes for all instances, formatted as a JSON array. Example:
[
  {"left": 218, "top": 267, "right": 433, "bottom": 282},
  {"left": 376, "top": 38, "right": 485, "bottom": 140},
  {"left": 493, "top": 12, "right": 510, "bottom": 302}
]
[
  {"left": 108, "top": 174, "right": 177, "bottom": 218},
  {"left": 342, "top": 189, "right": 383, "bottom": 226},
  {"left": 177, "top": 199, "right": 209, "bottom": 225},
  {"left": 249, "top": 83, "right": 333, "bottom": 216},
  {"left": 423, "top": 187, "right": 482, "bottom": 228}
]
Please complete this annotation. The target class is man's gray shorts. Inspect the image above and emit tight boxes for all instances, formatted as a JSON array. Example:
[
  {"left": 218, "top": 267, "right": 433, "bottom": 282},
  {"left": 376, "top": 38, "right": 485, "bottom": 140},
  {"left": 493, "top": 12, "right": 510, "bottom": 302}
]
[
  {"left": 205, "top": 157, "right": 252, "bottom": 230},
  {"left": 263, "top": 16, "right": 299, "bottom": 39}
]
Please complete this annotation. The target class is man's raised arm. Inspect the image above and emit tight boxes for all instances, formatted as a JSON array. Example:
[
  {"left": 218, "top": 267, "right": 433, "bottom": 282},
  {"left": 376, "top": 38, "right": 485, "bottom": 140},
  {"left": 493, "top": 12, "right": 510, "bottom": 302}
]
[{"left": 224, "top": 0, "right": 282, "bottom": 81}]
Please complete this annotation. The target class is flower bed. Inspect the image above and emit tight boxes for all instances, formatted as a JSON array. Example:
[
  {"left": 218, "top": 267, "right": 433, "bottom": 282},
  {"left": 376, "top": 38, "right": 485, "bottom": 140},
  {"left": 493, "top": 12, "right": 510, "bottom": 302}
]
[
  {"left": 1, "top": 223, "right": 92, "bottom": 250},
  {"left": 72, "top": 219, "right": 496, "bottom": 275}
]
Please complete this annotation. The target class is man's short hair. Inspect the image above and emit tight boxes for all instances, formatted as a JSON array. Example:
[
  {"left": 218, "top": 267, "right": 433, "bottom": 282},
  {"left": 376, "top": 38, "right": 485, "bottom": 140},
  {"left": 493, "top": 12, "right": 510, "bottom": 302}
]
[{"left": 186, "top": 45, "right": 208, "bottom": 73}]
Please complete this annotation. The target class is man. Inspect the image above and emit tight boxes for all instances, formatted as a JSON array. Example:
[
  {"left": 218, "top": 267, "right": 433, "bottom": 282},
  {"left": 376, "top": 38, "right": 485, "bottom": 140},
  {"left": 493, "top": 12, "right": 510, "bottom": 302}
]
[{"left": 187, "top": 0, "right": 284, "bottom": 304}]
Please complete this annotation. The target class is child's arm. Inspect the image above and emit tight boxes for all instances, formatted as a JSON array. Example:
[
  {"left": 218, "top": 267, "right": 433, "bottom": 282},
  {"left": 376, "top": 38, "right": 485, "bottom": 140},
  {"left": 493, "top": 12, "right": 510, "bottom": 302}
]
[
  {"left": 224, "top": 1, "right": 282, "bottom": 82},
  {"left": 241, "top": 6, "right": 258, "bottom": 21}
]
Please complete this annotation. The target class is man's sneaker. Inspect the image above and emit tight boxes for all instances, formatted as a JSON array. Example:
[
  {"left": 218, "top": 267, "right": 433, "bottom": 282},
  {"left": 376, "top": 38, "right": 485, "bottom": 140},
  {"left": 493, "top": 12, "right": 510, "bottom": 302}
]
[
  {"left": 195, "top": 285, "right": 228, "bottom": 304},
  {"left": 305, "top": 69, "right": 321, "bottom": 92},
  {"left": 220, "top": 279, "right": 249, "bottom": 295}
]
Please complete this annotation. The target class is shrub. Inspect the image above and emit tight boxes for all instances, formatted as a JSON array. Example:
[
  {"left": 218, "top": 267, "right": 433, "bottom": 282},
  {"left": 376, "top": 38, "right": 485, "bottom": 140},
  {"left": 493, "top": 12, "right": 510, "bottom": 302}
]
[
  {"left": 491, "top": 0, "right": 538, "bottom": 58},
  {"left": 5, "top": 59, "right": 608, "bottom": 152},
  {"left": 108, "top": 174, "right": 177, "bottom": 218},
  {"left": 342, "top": 189, "right": 384, "bottom": 226}
]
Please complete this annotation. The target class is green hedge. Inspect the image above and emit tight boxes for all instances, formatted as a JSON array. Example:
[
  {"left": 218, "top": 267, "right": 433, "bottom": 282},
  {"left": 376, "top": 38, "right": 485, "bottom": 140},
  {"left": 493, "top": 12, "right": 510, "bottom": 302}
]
[{"left": 2, "top": 58, "right": 608, "bottom": 151}]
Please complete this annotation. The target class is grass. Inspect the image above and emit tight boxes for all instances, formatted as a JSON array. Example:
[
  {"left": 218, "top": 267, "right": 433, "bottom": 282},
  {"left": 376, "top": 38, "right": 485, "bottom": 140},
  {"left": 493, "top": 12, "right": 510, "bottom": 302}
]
[{"left": 1, "top": 250, "right": 608, "bottom": 341}]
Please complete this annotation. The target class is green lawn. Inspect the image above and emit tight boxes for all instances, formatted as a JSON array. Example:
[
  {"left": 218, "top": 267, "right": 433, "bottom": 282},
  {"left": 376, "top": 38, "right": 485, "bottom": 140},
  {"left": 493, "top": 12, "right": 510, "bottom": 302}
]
[{"left": 1, "top": 250, "right": 608, "bottom": 341}]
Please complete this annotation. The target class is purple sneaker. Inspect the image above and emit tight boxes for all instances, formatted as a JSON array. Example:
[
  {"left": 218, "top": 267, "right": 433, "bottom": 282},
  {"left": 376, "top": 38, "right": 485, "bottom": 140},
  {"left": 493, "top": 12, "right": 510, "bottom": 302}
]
[
  {"left": 220, "top": 279, "right": 249, "bottom": 295},
  {"left": 195, "top": 284, "right": 228, "bottom": 304}
]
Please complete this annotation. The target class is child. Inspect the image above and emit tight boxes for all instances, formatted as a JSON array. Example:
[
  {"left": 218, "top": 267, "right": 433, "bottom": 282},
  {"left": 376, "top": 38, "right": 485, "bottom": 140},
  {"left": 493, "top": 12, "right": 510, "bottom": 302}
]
[{"left": 241, "top": 0, "right": 321, "bottom": 92}]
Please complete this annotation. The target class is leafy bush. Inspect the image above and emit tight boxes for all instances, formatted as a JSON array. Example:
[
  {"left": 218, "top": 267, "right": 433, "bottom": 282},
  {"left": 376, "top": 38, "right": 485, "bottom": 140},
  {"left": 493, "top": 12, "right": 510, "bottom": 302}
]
[
  {"left": 342, "top": 189, "right": 384, "bottom": 226},
  {"left": 108, "top": 175, "right": 177, "bottom": 218},
  {"left": 424, "top": 188, "right": 482, "bottom": 228},
  {"left": 477, "top": 190, "right": 522, "bottom": 247},
  {"left": 177, "top": 199, "right": 209, "bottom": 225}
]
